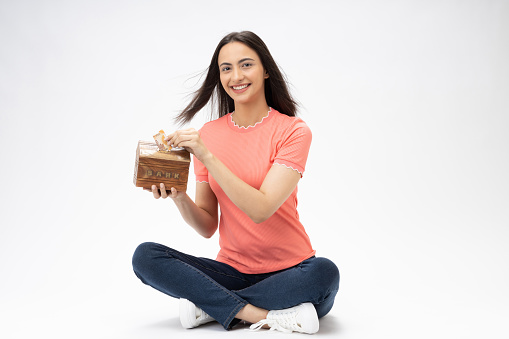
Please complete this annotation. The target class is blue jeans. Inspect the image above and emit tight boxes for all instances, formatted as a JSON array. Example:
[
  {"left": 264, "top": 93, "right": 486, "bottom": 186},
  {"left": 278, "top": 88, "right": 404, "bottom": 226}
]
[{"left": 132, "top": 242, "right": 340, "bottom": 330}]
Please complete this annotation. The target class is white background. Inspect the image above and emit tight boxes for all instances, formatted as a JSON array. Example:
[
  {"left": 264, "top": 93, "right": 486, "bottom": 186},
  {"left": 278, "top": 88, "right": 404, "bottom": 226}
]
[{"left": 1, "top": 0, "right": 508, "bottom": 338}]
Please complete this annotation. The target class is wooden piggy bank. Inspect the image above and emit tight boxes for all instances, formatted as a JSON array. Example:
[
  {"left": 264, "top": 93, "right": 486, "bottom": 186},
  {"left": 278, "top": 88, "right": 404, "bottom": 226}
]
[{"left": 133, "top": 141, "right": 191, "bottom": 192}]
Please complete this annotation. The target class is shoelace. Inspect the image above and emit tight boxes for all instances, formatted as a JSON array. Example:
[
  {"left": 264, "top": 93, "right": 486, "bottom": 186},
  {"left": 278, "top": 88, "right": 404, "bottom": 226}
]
[
  {"left": 249, "top": 310, "right": 301, "bottom": 333},
  {"left": 197, "top": 310, "right": 211, "bottom": 321}
]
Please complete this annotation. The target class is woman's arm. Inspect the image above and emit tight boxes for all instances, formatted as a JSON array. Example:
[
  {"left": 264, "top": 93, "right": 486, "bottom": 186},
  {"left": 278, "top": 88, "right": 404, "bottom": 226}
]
[
  {"left": 204, "top": 155, "right": 301, "bottom": 223},
  {"left": 168, "top": 129, "right": 301, "bottom": 224},
  {"left": 150, "top": 182, "right": 218, "bottom": 238}
]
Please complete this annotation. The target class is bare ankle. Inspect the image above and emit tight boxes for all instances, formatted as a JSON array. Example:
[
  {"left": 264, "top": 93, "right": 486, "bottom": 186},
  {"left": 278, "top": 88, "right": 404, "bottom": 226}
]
[{"left": 235, "top": 304, "right": 269, "bottom": 324}]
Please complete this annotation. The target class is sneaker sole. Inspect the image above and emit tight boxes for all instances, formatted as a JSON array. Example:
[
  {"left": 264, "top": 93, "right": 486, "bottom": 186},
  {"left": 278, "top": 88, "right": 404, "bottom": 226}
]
[
  {"left": 179, "top": 298, "right": 198, "bottom": 329},
  {"left": 298, "top": 303, "right": 319, "bottom": 334}
]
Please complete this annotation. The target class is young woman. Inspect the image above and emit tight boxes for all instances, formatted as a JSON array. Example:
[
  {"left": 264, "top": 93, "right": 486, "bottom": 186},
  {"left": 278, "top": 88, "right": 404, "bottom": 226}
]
[{"left": 132, "top": 31, "right": 340, "bottom": 334}]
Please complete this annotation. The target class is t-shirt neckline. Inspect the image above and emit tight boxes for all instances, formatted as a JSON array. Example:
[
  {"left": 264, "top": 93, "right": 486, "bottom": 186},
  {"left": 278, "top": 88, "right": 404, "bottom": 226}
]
[{"left": 227, "top": 107, "right": 273, "bottom": 133}]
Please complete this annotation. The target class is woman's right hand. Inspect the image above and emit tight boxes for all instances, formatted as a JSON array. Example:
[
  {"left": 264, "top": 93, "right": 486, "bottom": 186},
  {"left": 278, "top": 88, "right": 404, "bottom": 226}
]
[{"left": 144, "top": 183, "right": 184, "bottom": 201}]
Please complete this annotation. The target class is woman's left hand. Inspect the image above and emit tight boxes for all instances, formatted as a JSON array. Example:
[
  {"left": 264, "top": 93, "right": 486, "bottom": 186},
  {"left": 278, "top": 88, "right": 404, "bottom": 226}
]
[{"left": 166, "top": 128, "right": 211, "bottom": 162}]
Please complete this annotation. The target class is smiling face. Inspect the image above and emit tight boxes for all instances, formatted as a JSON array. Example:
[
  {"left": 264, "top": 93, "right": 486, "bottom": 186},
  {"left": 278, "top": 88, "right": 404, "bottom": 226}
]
[{"left": 218, "top": 41, "right": 269, "bottom": 107}]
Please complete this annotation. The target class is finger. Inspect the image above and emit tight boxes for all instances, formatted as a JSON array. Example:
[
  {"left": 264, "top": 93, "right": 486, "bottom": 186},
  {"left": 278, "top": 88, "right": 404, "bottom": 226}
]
[
  {"left": 166, "top": 130, "right": 185, "bottom": 144},
  {"left": 164, "top": 132, "right": 174, "bottom": 143},
  {"left": 159, "top": 183, "right": 168, "bottom": 199},
  {"left": 166, "top": 128, "right": 194, "bottom": 140},
  {"left": 166, "top": 129, "right": 196, "bottom": 147},
  {"left": 169, "top": 132, "right": 187, "bottom": 148},
  {"left": 169, "top": 187, "right": 178, "bottom": 199},
  {"left": 151, "top": 185, "right": 160, "bottom": 199}
]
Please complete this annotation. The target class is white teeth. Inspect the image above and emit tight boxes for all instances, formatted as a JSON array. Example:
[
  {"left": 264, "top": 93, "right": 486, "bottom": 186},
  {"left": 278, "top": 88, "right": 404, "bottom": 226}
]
[{"left": 233, "top": 84, "right": 248, "bottom": 90}]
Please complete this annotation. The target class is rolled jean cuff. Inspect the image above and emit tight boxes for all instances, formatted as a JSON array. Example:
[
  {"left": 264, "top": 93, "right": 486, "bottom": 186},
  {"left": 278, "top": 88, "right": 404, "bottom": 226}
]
[{"left": 224, "top": 301, "right": 248, "bottom": 330}]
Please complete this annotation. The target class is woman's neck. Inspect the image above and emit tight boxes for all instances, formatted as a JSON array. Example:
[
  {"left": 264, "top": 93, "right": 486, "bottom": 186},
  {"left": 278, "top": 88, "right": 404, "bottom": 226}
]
[{"left": 232, "top": 101, "right": 271, "bottom": 128}]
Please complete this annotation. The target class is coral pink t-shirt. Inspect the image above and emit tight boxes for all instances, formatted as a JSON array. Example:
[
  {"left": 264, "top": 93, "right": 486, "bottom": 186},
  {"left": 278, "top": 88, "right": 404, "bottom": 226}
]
[{"left": 194, "top": 108, "right": 316, "bottom": 274}]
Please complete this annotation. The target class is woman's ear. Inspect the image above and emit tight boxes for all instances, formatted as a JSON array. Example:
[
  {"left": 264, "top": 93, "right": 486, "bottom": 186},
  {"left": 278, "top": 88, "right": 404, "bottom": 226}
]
[{"left": 264, "top": 71, "right": 269, "bottom": 79}]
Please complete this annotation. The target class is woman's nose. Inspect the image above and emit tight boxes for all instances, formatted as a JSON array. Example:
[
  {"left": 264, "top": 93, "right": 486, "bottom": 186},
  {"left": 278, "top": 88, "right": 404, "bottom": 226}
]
[{"left": 232, "top": 67, "right": 243, "bottom": 82}]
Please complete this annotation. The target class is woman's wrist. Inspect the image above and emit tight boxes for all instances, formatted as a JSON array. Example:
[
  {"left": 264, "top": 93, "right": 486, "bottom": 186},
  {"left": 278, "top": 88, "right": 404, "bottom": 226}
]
[
  {"left": 199, "top": 151, "right": 215, "bottom": 168},
  {"left": 171, "top": 190, "right": 189, "bottom": 205}
]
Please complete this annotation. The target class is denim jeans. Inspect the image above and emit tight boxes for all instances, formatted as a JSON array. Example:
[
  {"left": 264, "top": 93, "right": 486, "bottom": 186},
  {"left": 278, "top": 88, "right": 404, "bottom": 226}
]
[{"left": 132, "top": 242, "right": 340, "bottom": 330}]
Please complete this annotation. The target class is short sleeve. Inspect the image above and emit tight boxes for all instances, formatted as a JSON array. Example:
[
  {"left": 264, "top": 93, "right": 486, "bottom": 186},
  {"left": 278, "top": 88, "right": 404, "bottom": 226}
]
[
  {"left": 193, "top": 155, "right": 209, "bottom": 183},
  {"left": 273, "top": 120, "right": 312, "bottom": 177}
]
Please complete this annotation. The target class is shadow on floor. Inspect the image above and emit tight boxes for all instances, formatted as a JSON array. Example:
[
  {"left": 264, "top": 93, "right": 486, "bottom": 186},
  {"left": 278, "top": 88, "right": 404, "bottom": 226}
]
[{"left": 139, "top": 313, "right": 342, "bottom": 335}]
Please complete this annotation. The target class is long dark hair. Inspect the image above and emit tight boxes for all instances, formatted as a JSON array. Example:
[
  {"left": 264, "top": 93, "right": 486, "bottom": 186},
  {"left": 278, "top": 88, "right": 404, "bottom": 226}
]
[{"left": 175, "top": 31, "right": 298, "bottom": 125}]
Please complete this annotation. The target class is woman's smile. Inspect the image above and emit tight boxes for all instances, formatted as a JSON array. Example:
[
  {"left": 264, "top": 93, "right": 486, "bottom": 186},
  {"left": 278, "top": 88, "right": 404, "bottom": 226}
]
[{"left": 231, "top": 83, "right": 251, "bottom": 93}]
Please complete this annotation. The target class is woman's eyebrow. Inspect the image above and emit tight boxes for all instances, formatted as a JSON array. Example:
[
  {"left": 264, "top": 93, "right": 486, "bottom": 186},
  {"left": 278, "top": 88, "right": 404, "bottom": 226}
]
[
  {"left": 219, "top": 58, "right": 255, "bottom": 68},
  {"left": 238, "top": 57, "right": 255, "bottom": 64}
]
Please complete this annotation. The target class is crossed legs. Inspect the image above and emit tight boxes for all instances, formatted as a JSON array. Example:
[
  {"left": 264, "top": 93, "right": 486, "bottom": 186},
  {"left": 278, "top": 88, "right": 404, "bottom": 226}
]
[{"left": 132, "top": 242, "right": 339, "bottom": 330}]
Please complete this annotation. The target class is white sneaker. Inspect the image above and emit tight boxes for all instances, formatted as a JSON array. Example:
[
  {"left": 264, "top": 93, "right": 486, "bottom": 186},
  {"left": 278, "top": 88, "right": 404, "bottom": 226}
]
[
  {"left": 179, "top": 298, "right": 214, "bottom": 329},
  {"left": 250, "top": 302, "right": 319, "bottom": 334}
]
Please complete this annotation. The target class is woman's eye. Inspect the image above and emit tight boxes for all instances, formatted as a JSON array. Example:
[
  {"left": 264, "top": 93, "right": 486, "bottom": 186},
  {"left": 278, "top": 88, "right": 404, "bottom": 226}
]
[
  {"left": 242, "top": 63, "right": 252, "bottom": 68},
  {"left": 221, "top": 67, "right": 230, "bottom": 72}
]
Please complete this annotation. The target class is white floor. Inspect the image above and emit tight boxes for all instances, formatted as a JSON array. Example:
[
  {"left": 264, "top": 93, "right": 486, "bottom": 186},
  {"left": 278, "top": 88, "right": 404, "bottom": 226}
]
[
  {"left": 2, "top": 269, "right": 507, "bottom": 339},
  {"left": 1, "top": 290, "right": 343, "bottom": 339}
]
